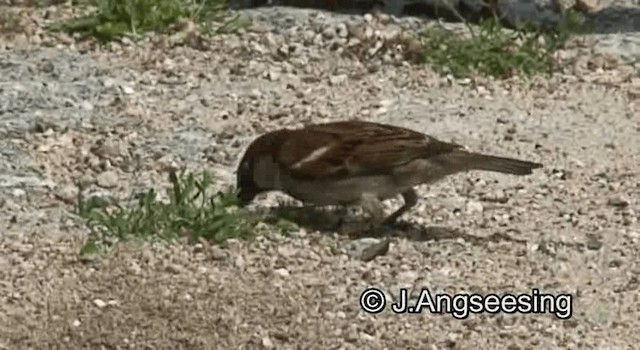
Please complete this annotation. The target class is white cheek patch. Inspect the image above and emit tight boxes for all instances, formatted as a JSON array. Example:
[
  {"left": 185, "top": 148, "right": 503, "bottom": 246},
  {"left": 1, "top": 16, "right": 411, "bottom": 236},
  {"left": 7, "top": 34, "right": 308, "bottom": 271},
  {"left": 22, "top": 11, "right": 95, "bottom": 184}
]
[
  {"left": 253, "top": 156, "right": 283, "bottom": 190},
  {"left": 291, "top": 146, "right": 331, "bottom": 170}
]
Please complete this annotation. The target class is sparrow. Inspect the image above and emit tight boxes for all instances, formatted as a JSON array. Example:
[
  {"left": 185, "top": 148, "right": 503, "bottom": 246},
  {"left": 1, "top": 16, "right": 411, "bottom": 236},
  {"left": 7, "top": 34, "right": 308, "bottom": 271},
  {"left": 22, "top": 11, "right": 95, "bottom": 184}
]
[{"left": 235, "top": 120, "right": 543, "bottom": 229}]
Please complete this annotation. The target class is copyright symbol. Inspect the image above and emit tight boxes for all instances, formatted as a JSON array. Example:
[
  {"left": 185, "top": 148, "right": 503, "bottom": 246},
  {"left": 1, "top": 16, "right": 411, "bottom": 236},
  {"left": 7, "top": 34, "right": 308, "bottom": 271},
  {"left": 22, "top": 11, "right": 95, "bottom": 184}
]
[{"left": 360, "top": 288, "right": 386, "bottom": 314}]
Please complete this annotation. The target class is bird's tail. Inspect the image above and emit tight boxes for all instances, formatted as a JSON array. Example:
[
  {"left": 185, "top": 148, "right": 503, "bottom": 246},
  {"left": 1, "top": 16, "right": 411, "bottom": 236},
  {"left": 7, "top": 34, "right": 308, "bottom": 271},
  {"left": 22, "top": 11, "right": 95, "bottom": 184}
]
[{"left": 446, "top": 151, "right": 543, "bottom": 175}]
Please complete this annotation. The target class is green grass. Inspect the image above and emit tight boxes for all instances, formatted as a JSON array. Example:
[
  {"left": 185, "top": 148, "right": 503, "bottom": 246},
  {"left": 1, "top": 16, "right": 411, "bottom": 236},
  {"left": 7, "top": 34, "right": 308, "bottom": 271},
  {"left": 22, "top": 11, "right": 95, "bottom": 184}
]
[
  {"left": 414, "top": 10, "right": 590, "bottom": 79},
  {"left": 76, "top": 170, "right": 297, "bottom": 258},
  {"left": 0, "top": 12, "right": 22, "bottom": 35},
  {"left": 52, "top": 0, "right": 246, "bottom": 41}
]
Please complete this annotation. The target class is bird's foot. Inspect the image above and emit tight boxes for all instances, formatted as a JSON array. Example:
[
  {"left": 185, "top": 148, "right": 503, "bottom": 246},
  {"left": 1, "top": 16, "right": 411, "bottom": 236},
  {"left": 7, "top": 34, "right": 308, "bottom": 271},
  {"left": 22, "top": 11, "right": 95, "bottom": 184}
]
[
  {"left": 338, "top": 220, "right": 382, "bottom": 239},
  {"left": 381, "top": 215, "right": 399, "bottom": 227}
]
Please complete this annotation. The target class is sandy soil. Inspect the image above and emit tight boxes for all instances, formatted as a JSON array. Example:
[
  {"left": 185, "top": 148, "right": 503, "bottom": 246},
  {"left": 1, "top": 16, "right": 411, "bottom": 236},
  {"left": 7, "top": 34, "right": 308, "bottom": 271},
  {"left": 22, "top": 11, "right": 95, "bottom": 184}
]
[{"left": 0, "top": 3, "right": 639, "bottom": 349}]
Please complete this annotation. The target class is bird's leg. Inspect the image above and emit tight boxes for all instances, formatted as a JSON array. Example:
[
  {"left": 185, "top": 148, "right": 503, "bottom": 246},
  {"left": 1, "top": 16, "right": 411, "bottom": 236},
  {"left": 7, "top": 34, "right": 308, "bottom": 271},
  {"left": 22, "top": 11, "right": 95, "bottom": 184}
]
[
  {"left": 382, "top": 189, "right": 418, "bottom": 225},
  {"left": 339, "top": 192, "right": 386, "bottom": 238},
  {"left": 359, "top": 192, "right": 387, "bottom": 229}
]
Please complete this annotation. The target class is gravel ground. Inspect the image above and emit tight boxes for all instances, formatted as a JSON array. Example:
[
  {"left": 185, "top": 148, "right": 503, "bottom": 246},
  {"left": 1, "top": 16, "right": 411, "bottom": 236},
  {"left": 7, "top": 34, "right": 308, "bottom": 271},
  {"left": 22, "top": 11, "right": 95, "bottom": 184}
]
[{"left": 1, "top": 3, "right": 639, "bottom": 349}]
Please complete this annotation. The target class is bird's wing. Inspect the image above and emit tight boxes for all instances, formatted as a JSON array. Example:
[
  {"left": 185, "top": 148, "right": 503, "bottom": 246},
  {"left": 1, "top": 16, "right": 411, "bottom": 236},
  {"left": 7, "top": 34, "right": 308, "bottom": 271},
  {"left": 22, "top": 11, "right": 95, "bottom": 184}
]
[{"left": 275, "top": 120, "right": 464, "bottom": 180}]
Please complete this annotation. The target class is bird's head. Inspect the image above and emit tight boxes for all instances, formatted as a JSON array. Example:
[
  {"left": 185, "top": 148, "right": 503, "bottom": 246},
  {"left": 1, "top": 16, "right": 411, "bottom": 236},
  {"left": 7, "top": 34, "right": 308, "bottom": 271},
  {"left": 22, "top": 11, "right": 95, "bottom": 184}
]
[{"left": 235, "top": 130, "right": 289, "bottom": 206}]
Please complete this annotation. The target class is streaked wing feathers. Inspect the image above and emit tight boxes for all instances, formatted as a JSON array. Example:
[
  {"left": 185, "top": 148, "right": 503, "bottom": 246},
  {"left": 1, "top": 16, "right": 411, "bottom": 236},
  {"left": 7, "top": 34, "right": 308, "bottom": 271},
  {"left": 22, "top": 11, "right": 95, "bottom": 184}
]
[{"left": 276, "top": 121, "right": 463, "bottom": 179}]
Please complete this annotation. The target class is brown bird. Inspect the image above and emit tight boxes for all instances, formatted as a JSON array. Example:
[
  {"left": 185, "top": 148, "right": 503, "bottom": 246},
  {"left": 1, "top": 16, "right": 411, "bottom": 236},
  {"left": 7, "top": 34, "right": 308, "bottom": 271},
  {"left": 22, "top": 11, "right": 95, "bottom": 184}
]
[{"left": 236, "top": 120, "right": 542, "bottom": 230}]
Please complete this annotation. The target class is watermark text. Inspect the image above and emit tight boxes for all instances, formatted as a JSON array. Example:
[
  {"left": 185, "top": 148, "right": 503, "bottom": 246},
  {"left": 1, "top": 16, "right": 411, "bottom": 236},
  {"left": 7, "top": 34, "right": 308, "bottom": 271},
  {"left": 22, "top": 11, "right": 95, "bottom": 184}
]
[{"left": 359, "top": 288, "right": 572, "bottom": 319}]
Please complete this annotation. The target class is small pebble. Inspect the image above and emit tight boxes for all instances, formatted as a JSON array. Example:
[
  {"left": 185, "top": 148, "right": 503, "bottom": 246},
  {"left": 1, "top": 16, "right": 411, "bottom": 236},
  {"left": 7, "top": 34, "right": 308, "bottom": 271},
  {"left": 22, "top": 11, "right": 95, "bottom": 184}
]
[
  {"left": 274, "top": 268, "right": 290, "bottom": 278},
  {"left": 96, "top": 171, "right": 119, "bottom": 189},
  {"left": 93, "top": 299, "right": 107, "bottom": 308}
]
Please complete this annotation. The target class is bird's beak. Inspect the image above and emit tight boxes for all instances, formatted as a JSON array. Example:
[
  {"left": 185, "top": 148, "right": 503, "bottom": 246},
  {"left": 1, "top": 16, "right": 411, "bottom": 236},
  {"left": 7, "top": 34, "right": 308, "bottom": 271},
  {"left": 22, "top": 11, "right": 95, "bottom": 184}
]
[{"left": 237, "top": 189, "right": 252, "bottom": 207}]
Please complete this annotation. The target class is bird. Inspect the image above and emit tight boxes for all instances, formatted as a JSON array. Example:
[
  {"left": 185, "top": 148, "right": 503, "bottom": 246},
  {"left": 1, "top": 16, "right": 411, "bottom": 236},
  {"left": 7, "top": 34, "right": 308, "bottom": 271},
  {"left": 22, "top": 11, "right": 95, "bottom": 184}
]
[{"left": 235, "top": 120, "right": 543, "bottom": 231}]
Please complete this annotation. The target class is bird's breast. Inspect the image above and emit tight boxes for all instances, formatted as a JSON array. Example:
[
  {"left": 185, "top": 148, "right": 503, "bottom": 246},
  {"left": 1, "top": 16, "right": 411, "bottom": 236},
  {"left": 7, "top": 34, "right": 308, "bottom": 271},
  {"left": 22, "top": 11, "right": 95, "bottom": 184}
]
[{"left": 279, "top": 174, "right": 410, "bottom": 205}]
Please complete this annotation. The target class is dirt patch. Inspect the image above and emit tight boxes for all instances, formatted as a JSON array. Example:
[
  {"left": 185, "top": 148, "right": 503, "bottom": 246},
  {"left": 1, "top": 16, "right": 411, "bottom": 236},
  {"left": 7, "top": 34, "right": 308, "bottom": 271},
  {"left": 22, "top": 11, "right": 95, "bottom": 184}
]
[{"left": 1, "top": 3, "right": 639, "bottom": 349}]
